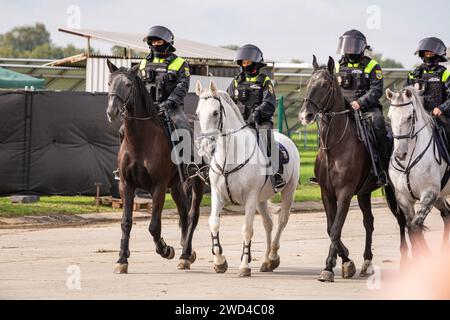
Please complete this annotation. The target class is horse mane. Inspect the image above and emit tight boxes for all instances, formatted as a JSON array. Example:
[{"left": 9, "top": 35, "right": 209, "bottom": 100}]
[
  {"left": 403, "top": 85, "right": 432, "bottom": 124},
  {"left": 217, "top": 90, "right": 245, "bottom": 124},
  {"left": 199, "top": 88, "right": 245, "bottom": 125}
]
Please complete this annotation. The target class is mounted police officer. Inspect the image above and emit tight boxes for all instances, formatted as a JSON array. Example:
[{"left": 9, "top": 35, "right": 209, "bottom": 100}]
[
  {"left": 336, "top": 29, "right": 388, "bottom": 186},
  {"left": 407, "top": 37, "right": 450, "bottom": 149},
  {"left": 113, "top": 25, "right": 191, "bottom": 180},
  {"left": 227, "top": 44, "right": 285, "bottom": 190}
]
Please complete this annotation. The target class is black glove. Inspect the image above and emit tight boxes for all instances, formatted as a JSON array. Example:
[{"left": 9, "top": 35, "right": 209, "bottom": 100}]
[
  {"left": 248, "top": 108, "right": 261, "bottom": 127},
  {"left": 159, "top": 100, "right": 176, "bottom": 113}
]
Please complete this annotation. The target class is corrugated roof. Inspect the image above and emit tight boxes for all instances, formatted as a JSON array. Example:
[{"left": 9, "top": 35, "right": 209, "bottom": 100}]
[{"left": 59, "top": 27, "right": 236, "bottom": 61}]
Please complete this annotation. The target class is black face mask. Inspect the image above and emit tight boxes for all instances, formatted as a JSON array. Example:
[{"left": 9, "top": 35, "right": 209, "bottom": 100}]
[
  {"left": 243, "top": 62, "right": 259, "bottom": 76},
  {"left": 345, "top": 54, "right": 362, "bottom": 62},
  {"left": 150, "top": 42, "right": 170, "bottom": 57},
  {"left": 423, "top": 55, "right": 439, "bottom": 65}
]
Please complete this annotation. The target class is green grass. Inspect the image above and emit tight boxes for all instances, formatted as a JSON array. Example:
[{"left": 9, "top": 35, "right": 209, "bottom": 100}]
[
  {"left": 0, "top": 128, "right": 382, "bottom": 217},
  {"left": 0, "top": 196, "right": 121, "bottom": 217}
]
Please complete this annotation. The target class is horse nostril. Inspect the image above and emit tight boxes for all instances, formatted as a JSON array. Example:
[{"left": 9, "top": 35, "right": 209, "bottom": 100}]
[
  {"left": 306, "top": 113, "right": 315, "bottom": 122},
  {"left": 395, "top": 152, "right": 407, "bottom": 160}
]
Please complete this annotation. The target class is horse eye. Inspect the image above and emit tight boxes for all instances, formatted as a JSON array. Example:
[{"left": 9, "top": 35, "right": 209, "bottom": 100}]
[
  {"left": 407, "top": 115, "right": 412, "bottom": 121},
  {"left": 126, "top": 83, "right": 132, "bottom": 87},
  {"left": 212, "top": 110, "right": 219, "bottom": 117}
]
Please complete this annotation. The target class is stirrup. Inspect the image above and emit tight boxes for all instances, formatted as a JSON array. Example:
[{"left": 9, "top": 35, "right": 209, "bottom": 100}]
[
  {"left": 273, "top": 173, "right": 286, "bottom": 191},
  {"left": 113, "top": 169, "right": 120, "bottom": 181},
  {"left": 309, "top": 177, "right": 319, "bottom": 185}
]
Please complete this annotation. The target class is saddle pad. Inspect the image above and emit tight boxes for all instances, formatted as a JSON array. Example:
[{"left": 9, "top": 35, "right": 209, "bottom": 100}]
[{"left": 278, "top": 143, "right": 290, "bottom": 165}]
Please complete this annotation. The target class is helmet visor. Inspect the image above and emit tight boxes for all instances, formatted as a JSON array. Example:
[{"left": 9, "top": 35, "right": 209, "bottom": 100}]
[{"left": 337, "top": 36, "right": 367, "bottom": 55}]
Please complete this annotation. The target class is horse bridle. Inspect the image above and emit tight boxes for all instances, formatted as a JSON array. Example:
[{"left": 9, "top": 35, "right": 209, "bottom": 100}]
[
  {"left": 390, "top": 100, "right": 427, "bottom": 140},
  {"left": 303, "top": 70, "right": 350, "bottom": 151},
  {"left": 197, "top": 94, "right": 256, "bottom": 205},
  {"left": 390, "top": 99, "right": 438, "bottom": 200},
  {"left": 109, "top": 72, "right": 154, "bottom": 121}
]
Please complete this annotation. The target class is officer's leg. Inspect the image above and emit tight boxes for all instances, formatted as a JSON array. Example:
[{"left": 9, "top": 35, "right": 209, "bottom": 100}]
[
  {"left": 167, "top": 106, "right": 194, "bottom": 179},
  {"left": 113, "top": 124, "right": 125, "bottom": 180},
  {"left": 436, "top": 116, "right": 450, "bottom": 159},
  {"left": 258, "top": 121, "right": 285, "bottom": 190},
  {"left": 366, "top": 108, "right": 389, "bottom": 184}
]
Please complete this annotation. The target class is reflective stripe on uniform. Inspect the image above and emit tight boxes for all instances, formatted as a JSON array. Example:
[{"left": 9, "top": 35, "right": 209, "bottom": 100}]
[
  {"left": 139, "top": 56, "right": 186, "bottom": 71},
  {"left": 364, "top": 59, "right": 379, "bottom": 74},
  {"left": 442, "top": 69, "right": 450, "bottom": 82},
  {"left": 139, "top": 59, "right": 147, "bottom": 70},
  {"left": 245, "top": 75, "right": 271, "bottom": 86},
  {"left": 168, "top": 57, "right": 185, "bottom": 71}
]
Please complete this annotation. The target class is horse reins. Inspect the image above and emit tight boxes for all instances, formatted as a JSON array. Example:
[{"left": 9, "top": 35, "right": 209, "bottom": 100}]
[
  {"left": 303, "top": 73, "right": 350, "bottom": 152},
  {"left": 199, "top": 95, "right": 256, "bottom": 205},
  {"left": 390, "top": 100, "right": 441, "bottom": 200}
]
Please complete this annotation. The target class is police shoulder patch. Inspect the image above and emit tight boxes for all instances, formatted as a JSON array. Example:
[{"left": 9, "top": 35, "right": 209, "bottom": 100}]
[
  {"left": 184, "top": 67, "right": 190, "bottom": 77},
  {"left": 268, "top": 83, "right": 274, "bottom": 94},
  {"left": 375, "top": 70, "right": 383, "bottom": 80}
]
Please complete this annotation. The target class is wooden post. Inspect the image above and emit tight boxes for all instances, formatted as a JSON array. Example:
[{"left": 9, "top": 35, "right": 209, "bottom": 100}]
[{"left": 94, "top": 182, "right": 102, "bottom": 212}]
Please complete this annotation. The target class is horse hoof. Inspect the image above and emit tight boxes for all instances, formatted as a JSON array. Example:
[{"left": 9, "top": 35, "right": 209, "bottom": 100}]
[
  {"left": 190, "top": 251, "right": 197, "bottom": 264},
  {"left": 359, "top": 260, "right": 374, "bottom": 277},
  {"left": 318, "top": 270, "right": 334, "bottom": 282},
  {"left": 213, "top": 260, "right": 228, "bottom": 274},
  {"left": 177, "top": 259, "right": 191, "bottom": 270},
  {"left": 163, "top": 246, "right": 175, "bottom": 260},
  {"left": 342, "top": 260, "right": 356, "bottom": 279},
  {"left": 260, "top": 257, "right": 280, "bottom": 272},
  {"left": 239, "top": 268, "right": 251, "bottom": 277},
  {"left": 113, "top": 263, "right": 128, "bottom": 274}
]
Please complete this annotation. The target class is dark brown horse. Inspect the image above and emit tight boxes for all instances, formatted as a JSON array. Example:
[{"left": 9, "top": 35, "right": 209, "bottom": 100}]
[
  {"left": 106, "top": 60, "right": 204, "bottom": 273},
  {"left": 298, "top": 56, "right": 407, "bottom": 282}
]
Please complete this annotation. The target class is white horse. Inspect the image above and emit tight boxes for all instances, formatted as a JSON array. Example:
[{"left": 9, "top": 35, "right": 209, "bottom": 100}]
[
  {"left": 195, "top": 80, "right": 300, "bottom": 277},
  {"left": 386, "top": 86, "right": 450, "bottom": 259}
]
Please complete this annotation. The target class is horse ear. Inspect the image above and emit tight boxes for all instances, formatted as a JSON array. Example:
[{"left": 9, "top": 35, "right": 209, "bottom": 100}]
[
  {"left": 107, "top": 59, "right": 118, "bottom": 73},
  {"left": 209, "top": 80, "right": 218, "bottom": 96},
  {"left": 414, "top": 82, "right": 425, "bottom": 96},
  {"left": 312, "top": 55, "right": 319, "bottom": 70},
  {"left": 386, "top": 88, "right": 394, "bottom": 100},
  {"left": 327, "top": 56, "right": 335, "bottom": 74},
  {"left": 195, "top": 80, "right": 203, "bottom": 96},
  {"left": 404, "top": 88, "right": 413, "bottom": 99}
]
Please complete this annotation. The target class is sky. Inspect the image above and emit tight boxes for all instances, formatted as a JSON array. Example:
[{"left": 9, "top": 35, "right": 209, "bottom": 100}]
[{"left": 1, "top": 0, "right": 449, "bottom": 68}]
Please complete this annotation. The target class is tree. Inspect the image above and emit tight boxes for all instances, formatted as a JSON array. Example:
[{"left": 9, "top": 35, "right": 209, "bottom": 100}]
[
  {"left": 371, "top": 52, "right": 404, "bottom": 68},
  {"left": 221, "top": 44, "right": 239, "bottom": 51},
  {"left": 0, "top": 23, "right": 86, "bottom": 59}
]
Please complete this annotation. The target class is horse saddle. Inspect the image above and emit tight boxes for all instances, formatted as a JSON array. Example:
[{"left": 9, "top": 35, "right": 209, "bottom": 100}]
[
  {"left": 277, "top": 142, "right": 290, "bottom": 165},
  {"left": 433, "top": 119, "right": 450, "bottom": 165}
]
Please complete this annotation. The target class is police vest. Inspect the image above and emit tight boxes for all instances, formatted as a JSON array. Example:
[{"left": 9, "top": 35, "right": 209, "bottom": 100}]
[
  {"left": 408, "top": 66, "right": 450, "bottom": 111},
  {"left": 336, "top": 59, "right": 379, "bottom": 102},
  {"left": 139, "top": 56, "right": 185, "bottom": 102},
  {"left": 232, "top": 73, "right": 271, "bottom": 120}
]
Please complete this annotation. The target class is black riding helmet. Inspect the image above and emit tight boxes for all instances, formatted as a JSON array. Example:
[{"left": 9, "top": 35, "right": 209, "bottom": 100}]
[
  {"left": 337, "top": 29, "right": 369, "bottom": 55},
  {"left": 143, "top": 25, "right": 176, "bottom": 52},
  {"left": 415, "top": 37, "right": 448, "bottom": 62},
  {"left": 234, "top": 44, "right": 267, "bottom": 67}
]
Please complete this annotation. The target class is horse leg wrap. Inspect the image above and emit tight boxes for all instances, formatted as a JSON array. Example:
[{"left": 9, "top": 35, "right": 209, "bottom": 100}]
[
  {"left": 241, "top": 241, "right": 252, "bottom": 263},
  {"left": 211, "top": 232, "right": 223, "bottom": 255}
]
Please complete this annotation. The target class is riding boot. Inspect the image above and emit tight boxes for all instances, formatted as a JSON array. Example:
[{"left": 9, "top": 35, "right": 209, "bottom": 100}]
[
  {"left": 367, "top": 108, "right": 389, "bottom": 186},
  {"left": 259, "top": 121, "right": 286, "bottom": 191},
  {"left": 167, "top": 104, "right": 194, "bottom": 181},
  {"left": 113, "top": 124, "right": 125, "bottom": 181}
]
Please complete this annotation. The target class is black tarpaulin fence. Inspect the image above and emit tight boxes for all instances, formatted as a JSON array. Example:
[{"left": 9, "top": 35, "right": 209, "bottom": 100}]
[{"left": 0, "top": 90, "right": 121, "bottom": 196}]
